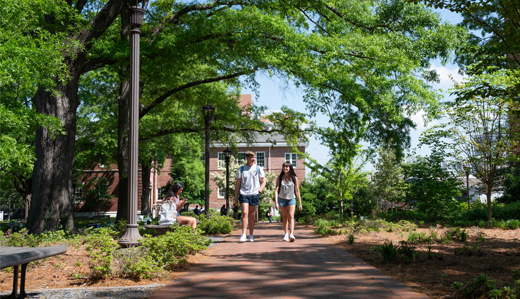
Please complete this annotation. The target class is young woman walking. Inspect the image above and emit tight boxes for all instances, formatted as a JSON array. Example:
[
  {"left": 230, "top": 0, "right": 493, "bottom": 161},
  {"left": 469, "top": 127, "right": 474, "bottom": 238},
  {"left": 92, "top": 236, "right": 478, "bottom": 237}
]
[{"left": 274, "top": 162, "right": 302, "bottom": 242}]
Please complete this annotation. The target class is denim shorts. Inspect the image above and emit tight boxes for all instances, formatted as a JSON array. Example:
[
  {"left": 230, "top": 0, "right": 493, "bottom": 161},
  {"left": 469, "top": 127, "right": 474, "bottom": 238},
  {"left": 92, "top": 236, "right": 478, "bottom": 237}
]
[
  {"left": 278, "top": 198, "right": 296, "bottom": 207},
  {"left": 239, "top": 194, "right": 260, "bottom": 206}
]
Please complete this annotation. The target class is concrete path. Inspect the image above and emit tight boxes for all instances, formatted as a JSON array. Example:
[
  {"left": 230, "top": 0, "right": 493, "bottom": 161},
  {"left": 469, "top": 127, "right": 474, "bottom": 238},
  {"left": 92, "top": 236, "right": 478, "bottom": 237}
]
[{"left": 149, "top": 223, "right": 428, "bottom": 299}]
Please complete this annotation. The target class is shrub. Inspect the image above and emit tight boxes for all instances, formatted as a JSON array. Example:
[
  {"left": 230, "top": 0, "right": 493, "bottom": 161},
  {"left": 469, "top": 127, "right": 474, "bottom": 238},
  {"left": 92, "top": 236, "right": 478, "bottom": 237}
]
[
  {"left": 198, "top": 216, "right": 233, "bottom": 234},
  {"left": 85, "top": 228, "right": 118, "bottom": 279},
  {"left": 347, "top": 234, "right": 355, "bottom": 245},
  {"left": 407, "top": 232, "right": 430, "bottom": 244},
  {"left": 140, "top": 226, "right": 209, "bottom": 271},
  {"left": 113, "top": 247, "right": 162, "bottom": 280},
  {"left": 374, "top": 241, "right": 399, "bottom": 263}
]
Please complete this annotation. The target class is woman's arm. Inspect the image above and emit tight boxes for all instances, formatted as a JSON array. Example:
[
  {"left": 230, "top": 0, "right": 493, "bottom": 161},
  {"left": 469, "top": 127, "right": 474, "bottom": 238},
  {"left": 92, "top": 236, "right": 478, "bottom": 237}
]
[
  {"left": 274, "top": 177, "right": 280, "bottom": 210},
  {"left": 176, "top": 198, "right": 187, "bottom": 212},
  {"left": 295, "top": 177, "right": 302, "bottom": 211}
]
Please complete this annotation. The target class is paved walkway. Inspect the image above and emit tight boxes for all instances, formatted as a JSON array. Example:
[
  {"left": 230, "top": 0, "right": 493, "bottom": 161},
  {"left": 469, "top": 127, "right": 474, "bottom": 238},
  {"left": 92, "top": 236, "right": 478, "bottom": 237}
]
[{"left": 149, "top": 223, "right": 428, "bottom": 299}]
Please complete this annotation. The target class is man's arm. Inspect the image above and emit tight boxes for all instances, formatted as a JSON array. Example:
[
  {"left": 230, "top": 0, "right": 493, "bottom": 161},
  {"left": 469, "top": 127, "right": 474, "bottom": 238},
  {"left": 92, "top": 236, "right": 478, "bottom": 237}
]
[{"left": 258, "top": 177, "right": 266, "bottom": 193}]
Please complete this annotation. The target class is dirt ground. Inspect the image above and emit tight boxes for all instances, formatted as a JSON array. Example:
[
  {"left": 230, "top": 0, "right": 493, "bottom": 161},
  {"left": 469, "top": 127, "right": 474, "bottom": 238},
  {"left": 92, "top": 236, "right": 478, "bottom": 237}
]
[
  {"left": 1, "top": 226, "right": 519, "bottom": 298},
  {"left": 325, "top": 226, "right": 520, "bottom": 298}
]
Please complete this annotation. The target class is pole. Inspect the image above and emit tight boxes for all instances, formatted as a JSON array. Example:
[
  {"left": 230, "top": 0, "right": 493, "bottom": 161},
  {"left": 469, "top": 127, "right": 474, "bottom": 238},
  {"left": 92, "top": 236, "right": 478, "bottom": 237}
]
[
  {"left": 466, "top": 172, "right": 471, "bottom": 210},
  {"left": 119, "top": 5, "right": 144, "bottom": 247},
  {"left": 225, "top": 156, "right": 230, "bottom": 216},
  {"left": 204, "top": 116, "right": 211, "bottom": 218}
]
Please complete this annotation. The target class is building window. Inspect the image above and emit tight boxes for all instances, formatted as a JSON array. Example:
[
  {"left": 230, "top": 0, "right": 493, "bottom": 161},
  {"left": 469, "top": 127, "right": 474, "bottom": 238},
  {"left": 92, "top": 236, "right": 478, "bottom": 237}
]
[
  {"left": 218, "top": 152, "right": 226, "bottom": 169},
  {"left": 256, "top": 152, "right": 265, "bottom": 168},
  {"left": 218, "top": 187, "right": 225, "bottom": 198},
  {"left": 285, "top": 153, "right": 297, "bottom": 168},
  {"left": 237, "top": 152, "right": 246, "bottom": 164},
  {"left": 157, "top": 187, "right": 163, "bottom": 201},
  {"left": 73, "top": 186, "right": 83, "bottom": 202}
]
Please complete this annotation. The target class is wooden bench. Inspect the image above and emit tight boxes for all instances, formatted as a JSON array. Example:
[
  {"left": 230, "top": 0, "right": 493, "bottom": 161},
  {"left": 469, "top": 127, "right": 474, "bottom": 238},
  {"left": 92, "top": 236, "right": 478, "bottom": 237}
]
[{"left": 0, "top": 245, "right": 67, "bottom": 298}]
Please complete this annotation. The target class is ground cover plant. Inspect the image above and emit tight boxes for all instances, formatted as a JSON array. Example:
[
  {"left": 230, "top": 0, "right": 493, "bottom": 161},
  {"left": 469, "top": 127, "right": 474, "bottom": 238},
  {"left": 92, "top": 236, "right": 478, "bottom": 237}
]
[{"left": 0, "top": 215, "right": 232, "bottom": 291}]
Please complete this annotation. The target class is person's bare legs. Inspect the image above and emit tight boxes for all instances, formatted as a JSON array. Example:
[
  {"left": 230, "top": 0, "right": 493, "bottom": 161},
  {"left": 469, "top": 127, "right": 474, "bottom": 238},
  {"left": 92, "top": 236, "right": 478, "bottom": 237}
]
[
  {"left": 177, "top": 216, "right": 197, "bottom": 229},
  {"left": 281, "top": 206, "right": 289, "bottom": 235},
  {"left": 287, "top": 204, "right": 296, "bottom": 234},
  {"left": 248, "top": 205, "right": 256, "bottom": 235},
  {"left": 241, "top": 202, "right": 249, "bottom": 235}
]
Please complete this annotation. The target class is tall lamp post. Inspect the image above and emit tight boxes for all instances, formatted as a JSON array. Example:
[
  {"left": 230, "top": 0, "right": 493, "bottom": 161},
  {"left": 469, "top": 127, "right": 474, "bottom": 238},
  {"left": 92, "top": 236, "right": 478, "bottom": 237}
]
[
  {"left": 119, "top": 0, "right": 149, "bottom": 248},
  {"left": 223, "top": 148, "right": 232, "bottom": 216},
  {"left": 202, "top": 103, "right": 215, "bottom": 218}
]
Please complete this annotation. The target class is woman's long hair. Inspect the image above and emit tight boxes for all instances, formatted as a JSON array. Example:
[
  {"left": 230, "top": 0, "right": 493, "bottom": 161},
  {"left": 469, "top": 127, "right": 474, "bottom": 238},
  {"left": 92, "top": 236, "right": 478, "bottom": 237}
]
[
  {"left": 166, "top": 182, "right": 184, "bottom": 199},
  {"left": 278, "top": 162, "right": 297, "bottom": 186}
]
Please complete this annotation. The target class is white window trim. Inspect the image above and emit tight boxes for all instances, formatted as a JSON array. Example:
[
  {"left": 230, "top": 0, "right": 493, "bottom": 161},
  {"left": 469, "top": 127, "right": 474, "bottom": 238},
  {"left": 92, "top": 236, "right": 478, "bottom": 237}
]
[
  {"left": 285, "top": 153, "right": 297, "bottom": 168},
  {"left": 218, "top": 187, "right": 225, "bottom": 198},
  {"left": 256, "top": 151, "right": 265, "bottom": 168},
  {"left": 237, "top": 152, "right": 246, "bottom": 164},
  {"left": 218, "top": 152, "right": 225, "bottom": 169}
]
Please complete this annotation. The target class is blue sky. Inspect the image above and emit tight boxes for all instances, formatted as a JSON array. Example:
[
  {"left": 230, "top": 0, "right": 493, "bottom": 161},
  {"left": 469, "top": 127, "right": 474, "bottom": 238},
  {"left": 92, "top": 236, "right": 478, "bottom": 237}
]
[{"left": 241, "top": 8, "right": 465, "bottom": 172}]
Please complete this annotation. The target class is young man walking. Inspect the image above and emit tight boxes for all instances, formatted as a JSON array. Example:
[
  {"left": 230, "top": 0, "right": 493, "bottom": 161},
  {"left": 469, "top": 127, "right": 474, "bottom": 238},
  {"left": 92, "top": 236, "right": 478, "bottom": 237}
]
[{"left": 234, "top": 151, "right": 266, "bottom": 242}]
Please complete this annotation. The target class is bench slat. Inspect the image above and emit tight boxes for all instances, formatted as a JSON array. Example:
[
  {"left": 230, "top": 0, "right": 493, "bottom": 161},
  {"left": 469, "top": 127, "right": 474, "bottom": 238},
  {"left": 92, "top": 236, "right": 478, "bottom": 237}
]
[{"left": 0, "top": 245, "right": 67, "bottom": 269}]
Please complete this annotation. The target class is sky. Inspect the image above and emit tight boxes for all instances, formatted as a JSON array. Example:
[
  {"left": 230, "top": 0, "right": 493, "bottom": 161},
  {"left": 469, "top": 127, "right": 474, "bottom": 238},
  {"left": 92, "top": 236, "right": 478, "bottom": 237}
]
[{"left": 241, "top": 8, "right": 465, "bottom": 173}]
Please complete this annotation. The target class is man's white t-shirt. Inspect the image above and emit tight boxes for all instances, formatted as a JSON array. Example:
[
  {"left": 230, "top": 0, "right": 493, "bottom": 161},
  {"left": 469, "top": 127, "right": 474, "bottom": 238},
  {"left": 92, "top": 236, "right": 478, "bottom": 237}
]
[{"left": 237, "top": 164, "right": 265, "bottom": 195}]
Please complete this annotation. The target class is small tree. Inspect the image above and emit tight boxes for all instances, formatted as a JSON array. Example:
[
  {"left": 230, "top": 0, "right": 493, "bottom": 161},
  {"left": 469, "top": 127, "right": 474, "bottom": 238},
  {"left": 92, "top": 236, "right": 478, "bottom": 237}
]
[
  {"left": 372, "top": 147, "right": 406, "bottom": 212},
  {"left": 420, "top": 94, "right": 520, "bottom": 221},
  {"left": 402, "top": 153, "right": 463, "bottom": 220}
]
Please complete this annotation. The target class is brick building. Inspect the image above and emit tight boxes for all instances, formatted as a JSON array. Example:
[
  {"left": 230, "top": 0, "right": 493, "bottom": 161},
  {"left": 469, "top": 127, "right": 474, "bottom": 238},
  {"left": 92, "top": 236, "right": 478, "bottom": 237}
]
[{"left": 75, "top": 95, "right": 307, "bottom": 217}]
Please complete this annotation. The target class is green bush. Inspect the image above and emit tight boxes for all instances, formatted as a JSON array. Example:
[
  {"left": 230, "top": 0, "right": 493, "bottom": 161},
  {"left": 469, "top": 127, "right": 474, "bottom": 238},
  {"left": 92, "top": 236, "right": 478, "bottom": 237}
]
[
  {"left": 460, "top": 201, "right": 520, "bottom": 222},
  {"left": 198, "top": 216, "right": 233, "bottom": 234},
  {"left": 113, "top": 247, "right": 162, "bottom": 280},
  {"left": 407, "top": 231, "right": 430, "bottom": 244},
  {"left": 140, "top": 226, "right": 209, "bottom": 271},
  {"left": 84, "top": 228, "right": 118, "bottom": 279},
  {"left": 374, "top": 241, "right": 399, "bottom": 263}
]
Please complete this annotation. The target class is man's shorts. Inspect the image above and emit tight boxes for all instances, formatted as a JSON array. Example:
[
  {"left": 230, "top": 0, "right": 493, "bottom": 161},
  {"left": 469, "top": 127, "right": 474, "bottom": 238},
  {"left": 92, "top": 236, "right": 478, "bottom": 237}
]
[
  {"left": 238, "top": 194, "right": 260, "bottom": 206},
  {"left": 278, "top": 198, "right": 296, "bottom": 207}
]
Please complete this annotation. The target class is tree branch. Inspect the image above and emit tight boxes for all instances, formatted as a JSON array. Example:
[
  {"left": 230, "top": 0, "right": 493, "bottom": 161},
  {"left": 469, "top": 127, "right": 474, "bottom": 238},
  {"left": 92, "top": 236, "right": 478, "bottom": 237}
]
[{"left": 139, "top": 70, "right": 250, "bottom": 118}]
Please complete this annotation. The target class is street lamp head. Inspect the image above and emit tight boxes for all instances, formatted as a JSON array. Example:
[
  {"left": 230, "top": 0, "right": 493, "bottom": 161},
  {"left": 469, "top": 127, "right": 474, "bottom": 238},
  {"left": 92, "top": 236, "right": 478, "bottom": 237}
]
[
  {"left": 129, "top": 0, "right": 149, "bottom": 28},
  {"left": 201, "top": 102, "right": 216, "bottom": 119},
  {"left": 223, "top": 147, "right": 232, "bottom": 158},
  {"left": 131, "top": 0, "right": 150, "bottom": 10}
]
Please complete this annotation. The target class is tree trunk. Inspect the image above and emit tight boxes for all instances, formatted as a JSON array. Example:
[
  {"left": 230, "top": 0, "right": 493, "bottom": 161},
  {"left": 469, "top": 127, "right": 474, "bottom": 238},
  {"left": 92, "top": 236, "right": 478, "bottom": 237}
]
[
  {"left": 23, "top": 194, "right": 31, "bottom": 223},
  {"left": 140, "top": 161, "right": 152, "bottom": 217},
  {"left": 12, "top": 176, "right": 32, "bottom": 222},
  {"left": 116, "top": 8, "right": 131, "bottom": 223},
  {"left": 27, "top": 81, "right": 79, "bottom": 234}
]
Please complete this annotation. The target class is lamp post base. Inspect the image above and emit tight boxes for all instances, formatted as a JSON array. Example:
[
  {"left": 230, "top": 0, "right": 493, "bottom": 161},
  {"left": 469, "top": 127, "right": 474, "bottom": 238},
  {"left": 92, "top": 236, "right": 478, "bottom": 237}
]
[{"left": 117, "top": 224, "right": 142, "bottom": 248}]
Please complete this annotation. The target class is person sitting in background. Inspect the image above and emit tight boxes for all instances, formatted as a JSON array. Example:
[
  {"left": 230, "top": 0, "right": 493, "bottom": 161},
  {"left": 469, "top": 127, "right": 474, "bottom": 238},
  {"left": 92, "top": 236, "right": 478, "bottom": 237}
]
[
  {"left": 165, "top": 182, "right": 197, "bottom": 228},
  {"left": 220, "top": 205, "right": 226, "bottom": 216},
  {"left": 266, "top": 207, "right": 273, "bottom": 223},
  {"left": 194, "top": 205, "right": 200, "bottom": 215}
]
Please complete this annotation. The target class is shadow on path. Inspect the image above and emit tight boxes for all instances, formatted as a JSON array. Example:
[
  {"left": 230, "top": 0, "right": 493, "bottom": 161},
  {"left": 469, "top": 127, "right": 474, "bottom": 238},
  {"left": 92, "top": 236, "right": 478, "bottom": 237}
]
[{"left": 149, "top": 223, "right": 428, "bottom": 299}]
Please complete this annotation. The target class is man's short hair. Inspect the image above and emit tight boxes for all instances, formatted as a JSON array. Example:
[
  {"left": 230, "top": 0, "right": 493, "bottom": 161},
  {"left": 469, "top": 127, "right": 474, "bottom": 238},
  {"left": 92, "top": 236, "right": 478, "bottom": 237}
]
[{"left": 245, "top": 151, "right": 255, "bottom": 157}]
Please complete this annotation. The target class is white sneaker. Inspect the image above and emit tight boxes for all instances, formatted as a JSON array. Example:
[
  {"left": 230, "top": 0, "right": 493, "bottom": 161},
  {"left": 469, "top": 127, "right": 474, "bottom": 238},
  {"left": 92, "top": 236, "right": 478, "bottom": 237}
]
[
  {"left": 290, "top": 234, "right": 296, "bottom": 242},
  {"left": 249, "top": 235, "right": 254, "bottom": 242},
  {"left": 283, "top": 233, "right": 289, "bottom": 241},
  {"left": 239, "top": 234, "right": 247, "bottom": 242}
]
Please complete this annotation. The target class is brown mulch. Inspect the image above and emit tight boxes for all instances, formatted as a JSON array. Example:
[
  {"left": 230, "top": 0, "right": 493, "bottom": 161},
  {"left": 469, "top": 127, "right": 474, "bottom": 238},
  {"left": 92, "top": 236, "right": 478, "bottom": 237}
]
[
  {"left": 0, "top": 244, "right": 215, "bottom": 293},
  {"left": 1, "top": 227, "right": 519, "bottom": 298},
  {"left": 322, "top": 226, "right": 520, "bottom": 299}
]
